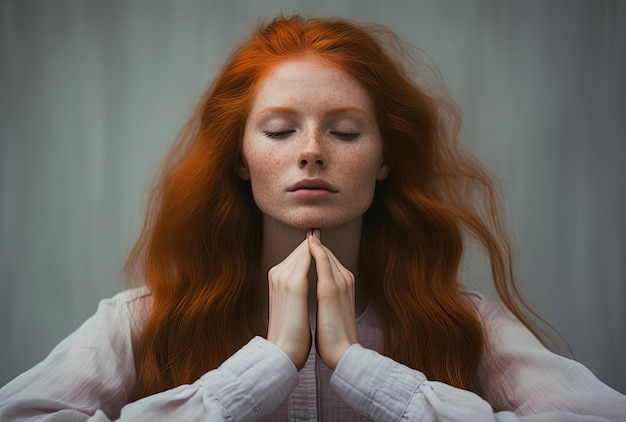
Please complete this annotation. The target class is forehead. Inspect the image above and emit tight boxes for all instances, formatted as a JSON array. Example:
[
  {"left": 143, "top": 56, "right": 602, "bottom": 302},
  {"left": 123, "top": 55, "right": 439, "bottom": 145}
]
[{"left": 249, "top": 58, "right": 374, "bottom": 113}]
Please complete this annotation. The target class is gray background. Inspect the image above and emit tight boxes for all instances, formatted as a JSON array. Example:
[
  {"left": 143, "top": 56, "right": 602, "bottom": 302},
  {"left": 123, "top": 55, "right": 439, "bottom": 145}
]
[{"left": 1, "top": 0, "right": 625, "bottom": 394}]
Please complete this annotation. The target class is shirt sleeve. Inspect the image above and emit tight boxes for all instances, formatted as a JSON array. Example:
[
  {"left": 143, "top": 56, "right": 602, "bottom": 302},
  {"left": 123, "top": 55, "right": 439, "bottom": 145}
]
[
  {"left": 0, "top": 290, "right": 298, "bottom": 421},
  {"left": 330, "top": 296, "right": 626, "bottom": 422}
]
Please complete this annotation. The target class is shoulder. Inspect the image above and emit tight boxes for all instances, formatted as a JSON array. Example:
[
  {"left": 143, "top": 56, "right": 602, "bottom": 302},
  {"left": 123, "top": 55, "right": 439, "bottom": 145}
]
[
  {"left": 111, "top": 286, "right": 153, "bottom": 308},
  {"left": 108, "top": 286, "right": 153, "bottom": 306},
  {"left": 99, "top": 287, "right": 153, "bottom": 340},
  {"left": 459, "top": 289, "right": 548, "bottom": 364},
  {"left": 459, "top": 289, "right": 520, "bottom": 330},
  {"left": 0, "top": 288, "right": 156, "bottom": 418},
  {"left": 459, "top": 289, "right": 499, "bottom": 319},
  {"left": 461, "top": 290, "right": 626, "bottom": 416},
  {"left": 99, "top": 287, "right": 153, "bottom": 318},
  {"left": 459, "top": 289, "right": 486, "bottom": 306}
]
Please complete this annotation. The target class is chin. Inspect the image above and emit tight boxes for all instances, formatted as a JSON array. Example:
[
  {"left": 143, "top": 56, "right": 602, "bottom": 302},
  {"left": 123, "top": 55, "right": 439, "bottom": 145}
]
[
  {"left": 262, "top": 209, "right": 365, "bottom": 232},
  {"left": 285, "top": 215, "right": 361, "bottom": 231}
]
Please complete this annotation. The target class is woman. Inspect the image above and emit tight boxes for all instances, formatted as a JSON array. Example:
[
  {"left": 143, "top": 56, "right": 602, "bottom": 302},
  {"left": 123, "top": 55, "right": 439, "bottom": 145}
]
[{"left": 1, "top": 14, "right": 624, "bottom": 421}]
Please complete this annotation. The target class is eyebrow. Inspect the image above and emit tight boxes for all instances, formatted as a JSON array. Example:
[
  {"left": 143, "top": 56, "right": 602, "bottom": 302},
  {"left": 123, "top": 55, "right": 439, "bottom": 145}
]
[{"left": 257, "top": 106, "right": 368, "bottom": 118}]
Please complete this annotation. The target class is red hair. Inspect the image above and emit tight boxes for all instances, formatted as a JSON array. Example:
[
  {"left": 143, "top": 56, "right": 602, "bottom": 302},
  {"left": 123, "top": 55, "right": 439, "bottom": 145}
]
[{"left": 126, "top": 15, "right": 549, "bottom": 397}]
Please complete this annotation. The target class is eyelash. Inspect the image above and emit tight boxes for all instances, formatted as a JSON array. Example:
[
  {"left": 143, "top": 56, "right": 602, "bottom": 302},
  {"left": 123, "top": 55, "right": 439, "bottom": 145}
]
[
  {"left": 331, "top": 131, "right": 360, "bottom": 140},
  {"left": 263, "top": 131, "right": 360, "bottom": 140},
  {"left": 264, "top": 131, "right": 294, "bottom": 139}
]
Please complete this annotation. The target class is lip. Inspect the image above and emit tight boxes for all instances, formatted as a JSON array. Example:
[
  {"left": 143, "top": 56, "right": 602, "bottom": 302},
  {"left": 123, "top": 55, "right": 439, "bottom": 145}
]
[{"left": 287, "top": 178, "right": 338, "bottom": 193}]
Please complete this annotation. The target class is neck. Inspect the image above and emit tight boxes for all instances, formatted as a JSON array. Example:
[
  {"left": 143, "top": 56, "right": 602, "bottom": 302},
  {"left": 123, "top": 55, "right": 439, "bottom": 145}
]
[{"left": 259, "top": 217, "right": 368, "bottom": 323}]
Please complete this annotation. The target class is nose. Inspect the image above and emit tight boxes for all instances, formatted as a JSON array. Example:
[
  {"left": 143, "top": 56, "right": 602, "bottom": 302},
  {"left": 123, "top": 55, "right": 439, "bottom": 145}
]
[{"left": 297, "top": 130, "right": 327, "bottom": 169}]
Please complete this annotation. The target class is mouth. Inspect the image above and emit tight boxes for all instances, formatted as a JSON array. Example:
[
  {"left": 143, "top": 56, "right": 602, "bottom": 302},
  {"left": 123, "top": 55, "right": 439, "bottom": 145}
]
[
  {"left": 287, "top": 179, "right": 338, "bottom": 200},
  {"left": 288, "top": 178, "right": 338, "bottom": 193}
]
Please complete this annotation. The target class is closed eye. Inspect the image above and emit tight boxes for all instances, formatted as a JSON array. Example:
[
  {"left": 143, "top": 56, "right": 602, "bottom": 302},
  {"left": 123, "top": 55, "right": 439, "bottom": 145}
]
[
  {"left": 264, "top": 130, "right": 295, "bottom": 139},
  {"left": 331, "top": 131, "right": 360, "bottom": 140}
]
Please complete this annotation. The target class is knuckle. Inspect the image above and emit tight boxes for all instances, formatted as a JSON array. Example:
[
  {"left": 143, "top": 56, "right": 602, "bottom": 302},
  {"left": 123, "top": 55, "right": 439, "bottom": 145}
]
[
  {"left": 320, "top": 283, "right": 339, "bottom": 298},
  {"left": 317, "top": 253, "right": 330, "bottom": 263},
  {"left": 268, "top": 267, "right": 279, "bottom": 281},
  {"left": 346, "top": 270, "right": 355, "bottom": 283}
]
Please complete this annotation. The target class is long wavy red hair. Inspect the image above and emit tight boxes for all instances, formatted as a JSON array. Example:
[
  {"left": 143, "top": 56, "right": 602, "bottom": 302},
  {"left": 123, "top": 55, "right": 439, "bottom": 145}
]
[{"left": 126, "top": 15, "right": 549, "bottom": 398}]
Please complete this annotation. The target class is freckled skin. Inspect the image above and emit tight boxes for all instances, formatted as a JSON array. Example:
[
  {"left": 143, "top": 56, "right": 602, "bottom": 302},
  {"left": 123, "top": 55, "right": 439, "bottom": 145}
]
[{"left": 240, "top": 58, "right": 389, "bottom": 230}]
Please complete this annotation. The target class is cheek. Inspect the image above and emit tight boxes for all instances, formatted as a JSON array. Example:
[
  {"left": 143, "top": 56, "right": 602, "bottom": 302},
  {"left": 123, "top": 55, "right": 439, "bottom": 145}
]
[
  {"left": 244, "top": 144, "right": 272, "bottom": 180},
  {"left": 255, "top": 158, "right": 285, "bottom": 180},
  {"left": 245, "top": 147, "right": 283, "bottom": 202},
  {"left": 350, "top": 147, "right": 384, "bottom": 185}
]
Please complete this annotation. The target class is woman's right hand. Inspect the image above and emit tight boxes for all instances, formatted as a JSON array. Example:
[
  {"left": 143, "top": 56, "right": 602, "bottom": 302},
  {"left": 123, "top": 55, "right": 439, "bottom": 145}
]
[{"left": 266, "top": 232, "right": 312, "bottom": 370}]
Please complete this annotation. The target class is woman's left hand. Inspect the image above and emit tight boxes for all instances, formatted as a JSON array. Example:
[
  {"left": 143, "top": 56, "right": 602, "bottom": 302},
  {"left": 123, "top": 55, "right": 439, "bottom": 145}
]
[{"left": 308, "top": 229, "right": 359, "bottom": 370}]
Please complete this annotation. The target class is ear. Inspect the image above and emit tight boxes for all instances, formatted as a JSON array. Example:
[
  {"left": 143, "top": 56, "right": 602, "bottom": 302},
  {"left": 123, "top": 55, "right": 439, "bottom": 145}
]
[
  {"left": 238, "top": 158, "right": 250, "bottom": 181},
  {"left": 376, "top": 161, "right": 390, "bottom": 181}
]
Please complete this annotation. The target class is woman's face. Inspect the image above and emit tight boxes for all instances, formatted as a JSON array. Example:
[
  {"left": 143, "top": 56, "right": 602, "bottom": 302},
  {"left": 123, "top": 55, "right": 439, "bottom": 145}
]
[{"left": 240, "top": 57, "right": 389, "bottom": 230}]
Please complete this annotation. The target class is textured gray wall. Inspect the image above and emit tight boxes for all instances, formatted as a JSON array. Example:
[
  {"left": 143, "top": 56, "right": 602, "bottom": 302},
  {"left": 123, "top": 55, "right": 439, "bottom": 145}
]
[{"left": 1, "top": 0, "right": 624, "bottom": 394}]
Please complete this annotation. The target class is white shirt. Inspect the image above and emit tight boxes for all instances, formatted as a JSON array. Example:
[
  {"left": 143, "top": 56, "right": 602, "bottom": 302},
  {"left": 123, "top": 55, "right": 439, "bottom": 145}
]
[{"left": 0, "top": 287, "right": 624, "bottom": 421}]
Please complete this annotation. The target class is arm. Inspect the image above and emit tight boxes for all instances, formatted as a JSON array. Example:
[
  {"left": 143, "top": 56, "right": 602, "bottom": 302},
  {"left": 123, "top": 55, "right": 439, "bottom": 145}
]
[
  {"left": 117, "top": 336, "right": 297, "bottom": 422},
  {"left": 0, "top": 290, "right": 298, "bottom": 421},
  {"left": 329, "top": 297, "right": 626, "bottom": 421}
]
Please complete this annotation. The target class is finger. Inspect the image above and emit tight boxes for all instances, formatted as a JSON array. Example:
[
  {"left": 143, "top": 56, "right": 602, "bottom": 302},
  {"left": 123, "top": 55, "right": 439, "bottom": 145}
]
[
  {"left": 266, "top": 235, "right": 313, "bottom": 370},
  {"left": 277, "top": 235, "right": 311, "bottom": 271},
  {"left": 267, "top": 235, "right": 312, "bottom": 297},
  {"left": 309, "top": 234, "right": 352, "bottom": 283},
  {"left": 308, "top": 232, "right": 334, "bottom": 280},
  {"left": 290, "top": 234, "right": 312, "bottom": 261},
  {"left": 323, "top": 246, "right": 354, "bottom": 283}
]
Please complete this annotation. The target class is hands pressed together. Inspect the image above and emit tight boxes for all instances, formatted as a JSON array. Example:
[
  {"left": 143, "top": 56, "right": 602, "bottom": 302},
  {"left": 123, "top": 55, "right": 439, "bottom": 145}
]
[{"left": 266, "top": 229, "right": 359, "bottom": 371}]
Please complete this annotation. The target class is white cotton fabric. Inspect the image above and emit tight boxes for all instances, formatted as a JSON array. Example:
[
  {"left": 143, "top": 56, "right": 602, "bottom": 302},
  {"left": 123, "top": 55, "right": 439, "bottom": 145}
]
[{"left": 0, "top": 287, "right": 624, "bottom": 421}]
